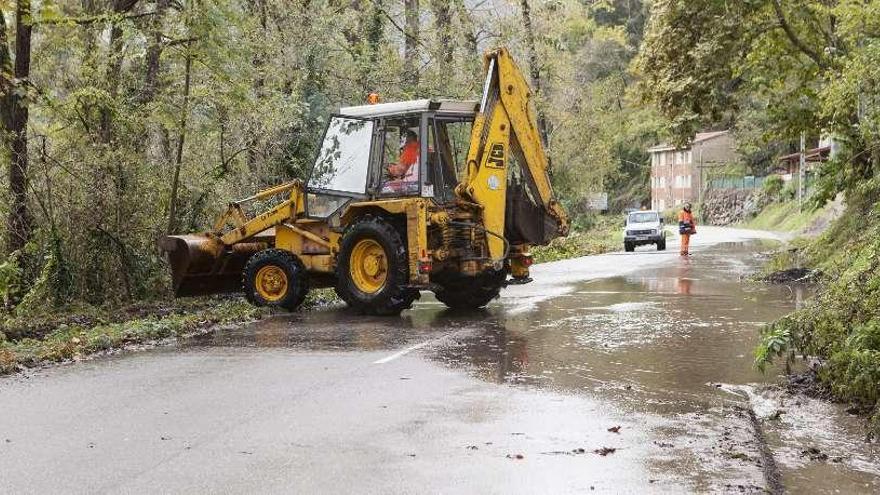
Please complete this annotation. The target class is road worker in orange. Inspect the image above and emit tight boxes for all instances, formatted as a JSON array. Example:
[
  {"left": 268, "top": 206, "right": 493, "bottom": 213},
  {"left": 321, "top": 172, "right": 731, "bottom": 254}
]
[
  {"left": 678, "top": 203, "right": 696, "bottom": 256},
  {"left": 383, "top": 130, "right": 420, "bottom": 193}
]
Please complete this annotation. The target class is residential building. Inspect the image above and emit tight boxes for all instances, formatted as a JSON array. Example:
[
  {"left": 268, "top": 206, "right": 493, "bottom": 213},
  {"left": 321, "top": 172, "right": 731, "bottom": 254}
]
[
  {"left": 647, "top": 130, "right": 739, "bottom": 211},
  {"left": 775, "top": 136, "right": 838, "bottom": 182}
]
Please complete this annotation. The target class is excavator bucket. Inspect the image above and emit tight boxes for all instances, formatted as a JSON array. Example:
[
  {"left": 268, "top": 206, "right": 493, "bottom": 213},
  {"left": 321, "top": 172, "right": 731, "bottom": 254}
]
[{"left": 159, "top": 234, "right": 266, "bottom": 297}]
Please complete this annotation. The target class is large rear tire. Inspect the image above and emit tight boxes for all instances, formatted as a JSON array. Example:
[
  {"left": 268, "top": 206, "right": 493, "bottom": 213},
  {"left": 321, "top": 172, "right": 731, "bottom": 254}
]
[
  {"left": 242, "top": 249, "right": 308, "bottom": 311},
  {"left": 433, "top": 269, "right": 506, "bottom": 311},
  {"left": 657, "top": 238, "right": 666, "bottom": 251},
  {"left": 335, "top": 215, "right": 418, "bottom": 316}
]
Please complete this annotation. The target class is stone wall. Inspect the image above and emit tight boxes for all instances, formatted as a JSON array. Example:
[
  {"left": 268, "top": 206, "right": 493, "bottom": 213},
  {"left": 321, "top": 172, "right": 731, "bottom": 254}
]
[{"left": 701, "top": 188, "right": 765, "bottom": 225}]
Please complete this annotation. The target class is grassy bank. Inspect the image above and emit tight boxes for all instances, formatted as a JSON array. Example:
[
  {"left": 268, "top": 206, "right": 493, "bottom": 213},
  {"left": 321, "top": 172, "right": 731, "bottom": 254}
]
[
  {"left": 532, "top": 214, "right": 621, "bottom": 263},
  {"left": 755, "top": 183, "right": 880, "bottom": 434},
  {"left": 742, "top": 199, "right": 830, "bottom": 233},
  {"left": 0, "top": 290, "right": 338, "bottom": 375}
]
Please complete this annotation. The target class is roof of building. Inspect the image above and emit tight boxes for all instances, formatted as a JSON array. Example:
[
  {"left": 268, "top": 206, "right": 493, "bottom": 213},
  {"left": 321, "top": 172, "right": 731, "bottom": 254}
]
[
  {"left": 647, "top": 130, "right": 730, "bottom": 153},
  {"left": 778, "top": 145, "right": 831, "bottom": 164},
  {"left": 339, "top": 99, "right": 479, "bottom": 118}
]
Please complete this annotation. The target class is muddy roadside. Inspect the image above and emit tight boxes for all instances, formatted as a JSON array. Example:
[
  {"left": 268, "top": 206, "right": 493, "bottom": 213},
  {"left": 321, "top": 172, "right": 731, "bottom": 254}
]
[{"left": 0, "top": 290, "right": 341, "bottom": 376}]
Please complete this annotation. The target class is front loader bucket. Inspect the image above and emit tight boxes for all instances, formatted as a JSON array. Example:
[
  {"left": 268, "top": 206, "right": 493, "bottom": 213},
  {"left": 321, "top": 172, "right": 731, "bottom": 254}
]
[{"left": 159, "top": 234, "right": 266, "bottom": 297}]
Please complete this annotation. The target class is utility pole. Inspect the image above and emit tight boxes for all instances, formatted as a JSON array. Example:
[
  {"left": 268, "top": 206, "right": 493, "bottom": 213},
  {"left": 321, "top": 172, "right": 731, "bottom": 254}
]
[
  {"left": 698, "top": 147, "right": 704, "bottom": 205},
  {"left": 798, "top": 132, "right": 806, "bottom": 212}
]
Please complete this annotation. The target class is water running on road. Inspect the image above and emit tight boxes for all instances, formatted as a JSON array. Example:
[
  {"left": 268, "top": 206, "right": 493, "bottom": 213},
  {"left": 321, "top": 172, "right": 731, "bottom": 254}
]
[{"left": 187, "top": 240, "right": 878, "bottom": 493}]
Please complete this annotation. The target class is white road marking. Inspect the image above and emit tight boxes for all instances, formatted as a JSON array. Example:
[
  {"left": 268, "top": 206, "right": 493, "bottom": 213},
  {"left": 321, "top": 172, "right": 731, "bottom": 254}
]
[
  {"left": 373, "top": 331, "right": 471, "bottom": 364},
  {"left": 372, "top": 340, "right": 433, "bottom": 364}
]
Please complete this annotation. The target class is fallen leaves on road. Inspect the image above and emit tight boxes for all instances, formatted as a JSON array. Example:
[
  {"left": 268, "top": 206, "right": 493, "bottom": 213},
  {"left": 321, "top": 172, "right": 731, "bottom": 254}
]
[
  {"left": 725, "top": 451, "right": 751, "bottom": 461},
  {"left": 607, "top": 426, "right": 621, "bottom": 433},
  {"left": 506, "top": 453, "right": 525, "bottom": 460},
  {"left": 594, "top": 447, "right": 616, "bottom": 456},
  {"left": 801, "top": 447, "right": 828, "bottom": 462}
]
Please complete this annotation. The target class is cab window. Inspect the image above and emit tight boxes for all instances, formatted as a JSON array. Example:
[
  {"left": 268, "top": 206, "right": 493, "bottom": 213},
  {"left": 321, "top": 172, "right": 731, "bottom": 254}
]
[
  {"left": 379, "top": 117, "right": 421, "bottom": 196},
  {"left": 429, "top": 117, "right": 472, "bottom": 202}
]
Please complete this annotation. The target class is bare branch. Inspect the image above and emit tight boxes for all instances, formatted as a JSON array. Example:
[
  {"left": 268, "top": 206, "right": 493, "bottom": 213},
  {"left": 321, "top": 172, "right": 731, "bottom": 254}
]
[{"left": 770, "top": 0, "right": 826, "bottom": 68}]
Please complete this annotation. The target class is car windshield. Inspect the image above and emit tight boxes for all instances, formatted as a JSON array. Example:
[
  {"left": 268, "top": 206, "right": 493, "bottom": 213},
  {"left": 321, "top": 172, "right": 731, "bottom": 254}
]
[{"left": 629, "top": 212, "right": 659, "bottom": 223}]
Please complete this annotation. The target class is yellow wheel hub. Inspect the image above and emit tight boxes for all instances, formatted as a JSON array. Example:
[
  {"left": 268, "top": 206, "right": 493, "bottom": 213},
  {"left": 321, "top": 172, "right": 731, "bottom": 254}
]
[
  {"left": 255, "top": 265, "right": 289, "bottom": 302},
  {"left": 350, "top": 239, "right": 388, "bottom": 294}
]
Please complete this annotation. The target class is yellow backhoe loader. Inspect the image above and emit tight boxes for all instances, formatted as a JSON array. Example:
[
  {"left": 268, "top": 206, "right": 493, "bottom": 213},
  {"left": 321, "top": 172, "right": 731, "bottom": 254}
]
[{"left": 160, "top": 47, "right": 569, "bottom": 315}]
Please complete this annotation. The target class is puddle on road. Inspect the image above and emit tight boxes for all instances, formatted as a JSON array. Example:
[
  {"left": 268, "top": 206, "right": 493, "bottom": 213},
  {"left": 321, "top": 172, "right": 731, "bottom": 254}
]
[{"left": 185, "top": 241, "right": 878, "bottom": 493}]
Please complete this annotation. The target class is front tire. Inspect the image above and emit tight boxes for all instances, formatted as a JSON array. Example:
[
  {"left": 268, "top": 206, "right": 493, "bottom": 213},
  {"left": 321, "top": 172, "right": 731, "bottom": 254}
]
[
  {"left": 433, "top": 269, "right": 507, "bottom": 311},
  {"left": 335, "top": 215, "right": 418, "bottom": 316},
  {"left": 624, "top": 242, "right": 635, "bottom": 252},
  {"left": 242, "top": 249, "right": 308, "bottom": 311}
]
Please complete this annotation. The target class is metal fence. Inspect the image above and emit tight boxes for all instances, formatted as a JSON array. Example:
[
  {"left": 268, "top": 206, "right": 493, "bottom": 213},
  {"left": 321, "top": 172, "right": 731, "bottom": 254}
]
[{"left": 707, "top": 176, "right": 765, "bottom": 190}]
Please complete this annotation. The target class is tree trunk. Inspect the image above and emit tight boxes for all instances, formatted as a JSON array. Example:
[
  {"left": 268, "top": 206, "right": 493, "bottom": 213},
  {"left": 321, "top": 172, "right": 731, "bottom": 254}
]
[
  {"left": 453, "top": 0, "right": 478, "bottom": 59},
  {"left": 519, "top": 0, "right": 551, "bottom": 152},
  {"left": 367, "top": 0, "right": 384, "bottom": 64},
  {"left": 403, "top": 0, "right": 420, "bottom": 87},
  {"left": 246, "top": 0, "right": 268, "bottom": 175},
  {"left": 431, "top": 0, "right": 452, "bottom": 69},
  {"left": 0, "top": 7, "right": 13, "bottom": 130},
  {"left": 140, "top": 0, "right": 170, "bottom": 104},
  {"left": 99, "top": 0, "right": 140, "bottom": 143},
  {"left": 3, "top": 1, "right": 34, "bottom": 254},
  {"left": 166, "top": 54, "right": 192, "bottom": 235}
]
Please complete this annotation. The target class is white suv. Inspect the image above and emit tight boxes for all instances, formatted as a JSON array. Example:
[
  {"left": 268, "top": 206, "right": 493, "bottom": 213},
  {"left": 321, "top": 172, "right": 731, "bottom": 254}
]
[{"left": 623, "top": 210, "right": 667, "bottom": 252}]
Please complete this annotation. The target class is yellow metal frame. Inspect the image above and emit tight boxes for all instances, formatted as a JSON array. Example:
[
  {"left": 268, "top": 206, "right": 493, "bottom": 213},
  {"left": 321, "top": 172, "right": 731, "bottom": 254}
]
[{"left": 457, "top": 47, "right": 570, "bottom": 261}]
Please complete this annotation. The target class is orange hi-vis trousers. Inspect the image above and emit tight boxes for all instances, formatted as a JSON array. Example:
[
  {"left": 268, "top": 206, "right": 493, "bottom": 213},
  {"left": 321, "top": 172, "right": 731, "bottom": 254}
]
[{"left": 680, "top": 234, "right": 691, "bottom": 255}]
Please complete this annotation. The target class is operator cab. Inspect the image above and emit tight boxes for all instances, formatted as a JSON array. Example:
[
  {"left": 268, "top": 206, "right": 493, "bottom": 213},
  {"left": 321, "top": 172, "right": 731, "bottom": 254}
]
[{"left": 305, "top": 99, "right": 478, "bottom": 219}]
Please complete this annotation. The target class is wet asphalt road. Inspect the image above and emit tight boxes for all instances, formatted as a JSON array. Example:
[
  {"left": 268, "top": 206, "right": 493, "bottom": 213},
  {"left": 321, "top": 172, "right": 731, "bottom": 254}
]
[{"left": 2, "top": 227, "right": 878, "bottom": 494}]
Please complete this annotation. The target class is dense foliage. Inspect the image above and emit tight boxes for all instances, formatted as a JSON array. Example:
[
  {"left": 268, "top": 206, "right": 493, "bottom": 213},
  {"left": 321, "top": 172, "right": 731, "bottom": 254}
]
[{"left": 0, "top": 0, "right": 659, "bottom": 313}]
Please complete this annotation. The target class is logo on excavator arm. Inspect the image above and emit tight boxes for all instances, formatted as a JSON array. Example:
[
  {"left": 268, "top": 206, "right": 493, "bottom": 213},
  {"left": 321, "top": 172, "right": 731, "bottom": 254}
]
[{"left": 486, "top": 143, "right": 505, "bottom": 169}]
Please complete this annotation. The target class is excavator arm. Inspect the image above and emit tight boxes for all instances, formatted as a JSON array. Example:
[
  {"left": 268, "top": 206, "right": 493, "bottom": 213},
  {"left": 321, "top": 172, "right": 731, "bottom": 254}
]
[{"left": 456, "top": 48, "right": 569, "bottom": 260}]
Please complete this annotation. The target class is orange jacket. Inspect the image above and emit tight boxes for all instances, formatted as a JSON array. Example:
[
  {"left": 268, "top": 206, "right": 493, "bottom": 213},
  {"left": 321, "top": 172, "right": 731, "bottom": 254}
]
[
  {"left": 400, "top": 141, "right": 419, "bottom": 167},
  {"left": 678, "top": 210, "right": 696, "bottom": 233}
]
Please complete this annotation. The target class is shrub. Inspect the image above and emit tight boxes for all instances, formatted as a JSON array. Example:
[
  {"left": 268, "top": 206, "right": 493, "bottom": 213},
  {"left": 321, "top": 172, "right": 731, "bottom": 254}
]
[
  {"left": 780, "top": 179, "right": 797, "bottom": 200},
  {"left": 762, "top": 174, "right": 784, "bottom": 199}
]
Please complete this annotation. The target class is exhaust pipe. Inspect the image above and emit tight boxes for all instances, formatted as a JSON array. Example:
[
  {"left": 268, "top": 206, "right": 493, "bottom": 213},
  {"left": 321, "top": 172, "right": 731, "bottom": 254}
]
[{"left": 159, "top": 234, "right": 266, "bottom": 297}]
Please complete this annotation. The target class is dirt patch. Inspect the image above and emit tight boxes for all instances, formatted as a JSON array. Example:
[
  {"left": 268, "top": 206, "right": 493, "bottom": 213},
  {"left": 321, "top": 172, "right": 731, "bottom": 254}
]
[
  {"left": 759, "top": 268, "right": 821, "bottom": 284},
  {"left": 784, "top": 371, "right": 837, "bottom": 403}
]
